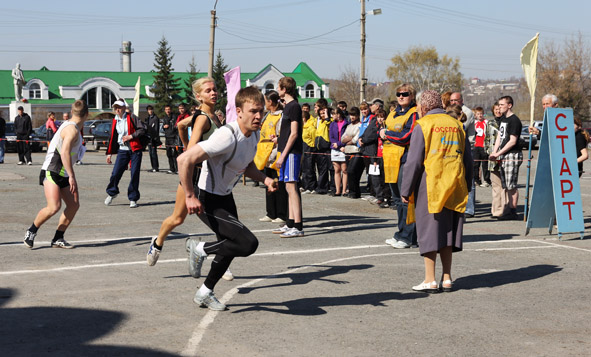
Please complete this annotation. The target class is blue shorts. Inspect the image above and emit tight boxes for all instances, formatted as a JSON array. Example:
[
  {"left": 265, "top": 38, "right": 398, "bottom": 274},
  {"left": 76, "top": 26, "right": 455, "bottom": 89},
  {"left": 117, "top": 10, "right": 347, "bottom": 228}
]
[{"left": 279, "top": 153, "right": 301, "bottom": 182}]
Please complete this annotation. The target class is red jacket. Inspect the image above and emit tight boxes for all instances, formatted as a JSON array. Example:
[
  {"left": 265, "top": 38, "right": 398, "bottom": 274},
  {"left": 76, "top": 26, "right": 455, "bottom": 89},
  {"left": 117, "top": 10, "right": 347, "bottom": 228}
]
[{"left": 106, "top": 113, "right": 145, "bottom": 154}]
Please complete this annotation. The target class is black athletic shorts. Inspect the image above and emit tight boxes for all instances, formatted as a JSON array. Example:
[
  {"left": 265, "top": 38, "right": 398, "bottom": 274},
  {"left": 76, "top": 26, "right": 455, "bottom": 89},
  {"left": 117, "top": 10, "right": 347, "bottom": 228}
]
[{"left": 39, "top": 170, "right": 70, "bottom": 189}]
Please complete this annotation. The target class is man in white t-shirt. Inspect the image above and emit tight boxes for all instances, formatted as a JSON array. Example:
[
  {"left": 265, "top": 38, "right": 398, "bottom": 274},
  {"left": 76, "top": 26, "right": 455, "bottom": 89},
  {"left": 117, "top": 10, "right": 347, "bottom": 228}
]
[{"left": 177, "top": 86, "right": 277, "bottom": 311}]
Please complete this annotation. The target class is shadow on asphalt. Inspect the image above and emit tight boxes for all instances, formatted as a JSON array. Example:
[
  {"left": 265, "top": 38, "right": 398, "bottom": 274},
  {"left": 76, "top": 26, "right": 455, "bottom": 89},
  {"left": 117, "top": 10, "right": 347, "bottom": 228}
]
[
  {"left": 236, "top": 264, "right": 374, "bottom": 295},
  {"left": 0, "top": 288, "right": 176, "bottom": 356},
  {"left": 454, "top": 264, "right": 562, "bottom": 290},
  {"left": 229, "top": 291, "right": 428, "bottom": 315},
  {"left": 463, "top": 233, "right": 520, "bottom": 242}
]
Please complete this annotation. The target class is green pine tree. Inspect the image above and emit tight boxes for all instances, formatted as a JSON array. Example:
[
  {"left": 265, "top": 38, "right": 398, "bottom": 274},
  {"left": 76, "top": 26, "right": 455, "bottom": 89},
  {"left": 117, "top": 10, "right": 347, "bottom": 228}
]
[
  {"left": 184, "top": 55, "right": 199, "bottom": 107},
  {"left": 151, "top": 36, "right": 180, "bottom": 116},
  {"left": 212, "top": 51, "right": 229, "bottom": 113}
]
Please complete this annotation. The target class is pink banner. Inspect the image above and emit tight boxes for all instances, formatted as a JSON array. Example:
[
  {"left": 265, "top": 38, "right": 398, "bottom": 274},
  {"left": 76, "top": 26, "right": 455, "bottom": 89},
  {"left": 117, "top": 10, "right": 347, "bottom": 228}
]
[{"left": 224, "top": 66, "right": 241, "bottom": 123}]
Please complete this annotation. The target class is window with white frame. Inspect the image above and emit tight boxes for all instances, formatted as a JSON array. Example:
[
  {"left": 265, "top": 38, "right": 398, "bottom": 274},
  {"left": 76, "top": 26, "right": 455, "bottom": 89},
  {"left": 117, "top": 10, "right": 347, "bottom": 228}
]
[
  {"left": 305, "top": 84, "right": 315, "bottom": 98},
  {"left": 29, "top": 83, "right": 41, "bottom": 99},
  {"left": 101, "top": 87, "right": 117, "bottom": 109}
]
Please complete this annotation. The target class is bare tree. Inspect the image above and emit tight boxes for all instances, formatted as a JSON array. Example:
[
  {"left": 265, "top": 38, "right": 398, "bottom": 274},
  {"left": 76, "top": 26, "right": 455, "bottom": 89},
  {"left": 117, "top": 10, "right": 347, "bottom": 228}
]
[
  {"left": 386, "top": 46, "right": 463, "bottom": 95},
  {"left": 538, "top": 33, "right": 591, "bottom": 121},
  {"left": 328, "top": 66, "right": 388, "bottom": 107}
]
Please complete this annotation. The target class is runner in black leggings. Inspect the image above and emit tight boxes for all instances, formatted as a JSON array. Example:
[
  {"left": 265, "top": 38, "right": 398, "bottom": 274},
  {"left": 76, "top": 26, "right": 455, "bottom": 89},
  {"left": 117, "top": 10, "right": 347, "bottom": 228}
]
[{"left": 177, "top": 86, "right": 276, "bottom": 311}]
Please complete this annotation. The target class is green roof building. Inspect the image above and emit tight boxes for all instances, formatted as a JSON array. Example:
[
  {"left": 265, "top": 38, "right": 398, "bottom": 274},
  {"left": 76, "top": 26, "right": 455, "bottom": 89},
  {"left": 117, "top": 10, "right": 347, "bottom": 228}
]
[{"left": 0, "top": 62, "right": 329, "bottom": 124}]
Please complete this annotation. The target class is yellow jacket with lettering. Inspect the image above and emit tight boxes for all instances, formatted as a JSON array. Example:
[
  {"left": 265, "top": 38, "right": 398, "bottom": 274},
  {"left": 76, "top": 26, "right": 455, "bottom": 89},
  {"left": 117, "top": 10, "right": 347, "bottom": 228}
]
[
  {"left": 314, "top": 117, "right": 331, "bottom": 152},
  {"left": 302, "top": 115, "right": 317, "bottom": 148},
  {"left": 382, "top": 106, "right": 418, "bottom": 183},
  {"left": 418, "top": 112, "right": 468, "bottom": 213},
  {"left": 254, "top": 111, "right": 282, "bottom": 170}
]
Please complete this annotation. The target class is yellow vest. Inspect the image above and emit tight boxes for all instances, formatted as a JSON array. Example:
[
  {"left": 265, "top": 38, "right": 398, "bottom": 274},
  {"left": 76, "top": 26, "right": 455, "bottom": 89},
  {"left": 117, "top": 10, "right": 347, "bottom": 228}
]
[
  {"left": 418, "top": 112, "right": 468, "bottom": 214},
  {"left": 314, "top": 117, "right": 331, "bottom": 151},
  {"left": 254, "top": 111, "right": 282, "bottom": 170},
  {"left": 383, "top": 107, "right": 417, "bottom": 183},
  {"left": 302, "top": 116, "right": 317, "bottom": 147}
]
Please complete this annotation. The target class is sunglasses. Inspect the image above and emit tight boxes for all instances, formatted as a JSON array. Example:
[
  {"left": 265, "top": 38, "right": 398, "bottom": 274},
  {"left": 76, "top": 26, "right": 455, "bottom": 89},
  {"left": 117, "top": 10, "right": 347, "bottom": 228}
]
[{"left": 396, "top": 92, "right": 410, "bottom": 97}]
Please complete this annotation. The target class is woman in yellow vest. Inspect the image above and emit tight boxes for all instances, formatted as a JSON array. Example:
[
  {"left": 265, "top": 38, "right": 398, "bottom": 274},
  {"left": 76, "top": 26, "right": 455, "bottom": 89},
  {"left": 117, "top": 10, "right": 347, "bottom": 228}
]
[
  {"left": 381, "top": 84, "right": 419, "bottom": 249},
  {"left": 400, "top": 90, "right": 473, "bottom": 293},
  {"left": 255, "top": 90, "right": 288, "bottom": 224}
]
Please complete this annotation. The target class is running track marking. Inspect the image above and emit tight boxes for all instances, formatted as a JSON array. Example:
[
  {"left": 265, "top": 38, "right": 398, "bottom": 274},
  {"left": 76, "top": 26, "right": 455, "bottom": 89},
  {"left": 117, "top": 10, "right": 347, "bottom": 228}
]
[
  {"left": 0, "top": 239, "right": 583, "bottom": 276},
  {"left": 179, "top": 241, "right": 585, "bottom": 356}
]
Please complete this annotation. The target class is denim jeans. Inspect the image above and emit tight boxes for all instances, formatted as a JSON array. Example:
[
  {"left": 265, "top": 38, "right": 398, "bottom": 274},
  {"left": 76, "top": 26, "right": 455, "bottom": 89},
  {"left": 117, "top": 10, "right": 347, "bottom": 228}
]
[
  {"left": 106, "top": 149, "right": 142, "bottom": 201},
  {"left": 0, "top": 138, "right": 4, "bottom": 163},
  {"left": 465, "top": 178, "right": 475, "bottom": 215},
  {"left": 391, "top": 164, "right": 417, "bottom": 245}
]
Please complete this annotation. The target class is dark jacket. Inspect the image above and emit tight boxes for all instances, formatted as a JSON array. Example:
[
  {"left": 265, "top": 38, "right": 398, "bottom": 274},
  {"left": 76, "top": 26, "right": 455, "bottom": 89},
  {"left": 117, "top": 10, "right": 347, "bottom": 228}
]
[
  {"left": 106, "top": 113, "right": 146, "bottom": 154},
  {"left": 146, "top": 114, "right": 160, "bottom": 140},
  {"left": 0, "top": 117, "right": 5, "bottom": 137},
  {"left": 162, "top": 114, "right": 177, "bottom": 140},
  {"left": 360, "top": 117, "right": 379, "bottom": 158},
  {"left": 14, "top": 113, "right": 32, "bottom": 137}
]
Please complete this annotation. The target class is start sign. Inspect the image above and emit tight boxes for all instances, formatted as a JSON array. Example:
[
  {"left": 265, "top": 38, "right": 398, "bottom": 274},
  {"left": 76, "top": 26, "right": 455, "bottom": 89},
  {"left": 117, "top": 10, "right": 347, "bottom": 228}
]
[{"left": 526, "top": 108, "right": 584, "bottom": 239}]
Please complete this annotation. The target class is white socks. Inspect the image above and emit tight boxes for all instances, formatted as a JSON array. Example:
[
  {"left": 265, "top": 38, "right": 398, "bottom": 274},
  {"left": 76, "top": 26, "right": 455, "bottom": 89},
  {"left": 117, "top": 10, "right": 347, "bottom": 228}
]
[
  {"left": 196, "top": 241, "right": 207, "bottom": 256},
  {"left": 198, "top": 284, "right": 212, "bottom": 295}
]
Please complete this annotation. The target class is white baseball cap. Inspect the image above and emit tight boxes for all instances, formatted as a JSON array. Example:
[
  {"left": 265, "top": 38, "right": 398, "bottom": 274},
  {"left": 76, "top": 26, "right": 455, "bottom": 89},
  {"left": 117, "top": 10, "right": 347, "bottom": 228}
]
[{"left": 112, "top": 99, "right": 127, "bottom": 108}]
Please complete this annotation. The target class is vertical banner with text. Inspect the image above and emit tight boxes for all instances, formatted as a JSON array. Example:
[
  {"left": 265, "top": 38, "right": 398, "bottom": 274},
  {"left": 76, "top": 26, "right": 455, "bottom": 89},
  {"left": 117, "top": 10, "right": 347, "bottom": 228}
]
[{"left": 526, "top": 108, "right": 584, "bottom": 238}]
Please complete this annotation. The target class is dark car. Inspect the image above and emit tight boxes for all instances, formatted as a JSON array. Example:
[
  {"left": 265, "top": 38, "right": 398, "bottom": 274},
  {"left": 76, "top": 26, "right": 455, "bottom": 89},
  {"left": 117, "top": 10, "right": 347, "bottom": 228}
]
[
  {"left": 31, "top": 126, "right": 48, "bottom": 152},
  {"left": 90, "top": 122, "right": 112, "bottom": 151},
  {"left": 83, "top": 119, "right": 111, "bottom": 147},
  {"left": 4, "top": 123, "right": 17, "bottom": 153},
  {"left": 4, "top": 123, "right": 44, "bottom": 152},
  {"left": 520, "top": 127, "right": 538, "bottom": 149}
]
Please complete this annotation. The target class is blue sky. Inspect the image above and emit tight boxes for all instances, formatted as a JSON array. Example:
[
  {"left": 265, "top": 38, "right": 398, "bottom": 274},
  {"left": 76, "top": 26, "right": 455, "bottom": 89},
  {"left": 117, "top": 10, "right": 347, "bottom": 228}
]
[{"left": 1, "top": 0, "right": 589, "bottom": 82}]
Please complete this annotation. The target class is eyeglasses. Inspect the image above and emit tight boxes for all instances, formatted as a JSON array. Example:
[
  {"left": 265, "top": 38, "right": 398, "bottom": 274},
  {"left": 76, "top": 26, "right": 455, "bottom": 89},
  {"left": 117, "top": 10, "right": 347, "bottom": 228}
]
[{"left": 396, "top": 92, "right": 410, "bottom": 97}]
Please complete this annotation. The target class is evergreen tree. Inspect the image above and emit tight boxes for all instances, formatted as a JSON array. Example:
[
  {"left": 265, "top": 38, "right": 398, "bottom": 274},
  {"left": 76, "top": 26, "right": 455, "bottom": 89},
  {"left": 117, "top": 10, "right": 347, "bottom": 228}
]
[
  {"left": 184, "top": 55, "right": 199, "bottom": 108},
  {"left": 212, "top": 51, "right": 229, "bottom": 113},
  {"left": 151, "top": 36, "right": 180, "bottom": 116}
]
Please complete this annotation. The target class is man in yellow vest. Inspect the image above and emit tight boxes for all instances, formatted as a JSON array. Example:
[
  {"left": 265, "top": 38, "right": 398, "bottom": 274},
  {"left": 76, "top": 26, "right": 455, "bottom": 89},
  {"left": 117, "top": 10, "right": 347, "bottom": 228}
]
[
  {"left": 379, "top": 84, "right": 419, "bottom": 249},
  {"left": 400, "top": 90, "right": 473, "bottom": 293}
]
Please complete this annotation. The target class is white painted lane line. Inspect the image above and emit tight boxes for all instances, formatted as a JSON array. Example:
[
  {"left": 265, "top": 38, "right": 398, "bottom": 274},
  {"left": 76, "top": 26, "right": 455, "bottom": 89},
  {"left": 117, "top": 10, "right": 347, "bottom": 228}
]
[
  {"left": 0, "top": 242, "right": 560, "bottom": 276},
  {"left": 535, "top": 240, "right": 591, "bottom": 252}
]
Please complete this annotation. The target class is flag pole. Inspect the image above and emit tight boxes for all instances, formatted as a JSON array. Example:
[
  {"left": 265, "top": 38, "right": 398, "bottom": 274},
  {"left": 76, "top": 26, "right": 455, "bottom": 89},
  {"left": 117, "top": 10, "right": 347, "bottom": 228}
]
[{"left": 521, "top": 33, "right": 539, "bottom": 221}]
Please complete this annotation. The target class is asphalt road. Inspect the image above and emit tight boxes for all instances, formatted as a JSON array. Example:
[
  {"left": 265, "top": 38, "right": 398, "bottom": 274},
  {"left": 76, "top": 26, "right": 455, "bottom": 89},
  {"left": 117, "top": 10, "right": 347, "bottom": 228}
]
[{"left": 1, "top": 149, "right": 590, "bottom": 356}]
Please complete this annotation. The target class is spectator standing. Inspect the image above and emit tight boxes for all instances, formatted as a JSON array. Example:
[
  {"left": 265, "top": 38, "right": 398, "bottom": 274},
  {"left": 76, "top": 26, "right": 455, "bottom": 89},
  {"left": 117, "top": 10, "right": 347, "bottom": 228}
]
[
  {"left": 329, "top": 108, "right": 349, "bottom": 196},
  {"left": 401, "top": 90, "right": 473, "bottom": 293},
  {"left": 14, "top": 106, "right": 33, "bottom": 165},
  {"left": 214, "top": 110, "right": 226, "bottom": 125},
  {"left": 312, "top": 103, "right": 331, "bottom": 194},
  {"left": 369, "top": 109, "right": 390, "bottom": 207},
  {"left": 484, "top": 102, "right": 509, "bottom": 218},
  {"left": 472, "top": 107, "right": 490, "bottom": 187},
  {"left": 451, "top": 92, "right": 475, "bottom": 217},
  {"left": 380, "top": 84, "right": 419, "bottom": 249},
  {"left": 300, "top": 103, "right": 318, "bottom": 193},
  {"left": 176, "top": 103, "right": 190, "bottom": 153},
  {"left": 343, "top": 107, "right": 363, "bottom": 198},
  {"left": 489, "top": 96, "right": 522, "bottom": 220},
  {"left": 255, "top": 90, "right": 288, "bottom": 224},
  {"left": 274, "top": 77, "right": 305, "bottom": 238},
  {"left": 162, "top": 105, "right": 178, "bottom": 174},
  {"left": 45, "top": 112, "right": 58, "bottom": 142},
  {"left": 145, "top": 105, "right": 161, "bottom": 172},
  {"left": 574, "top": 118, "right": 588, "bottom": 177},
  {"left": 104, "top": 99, "right": 146, "bottom": 209}
]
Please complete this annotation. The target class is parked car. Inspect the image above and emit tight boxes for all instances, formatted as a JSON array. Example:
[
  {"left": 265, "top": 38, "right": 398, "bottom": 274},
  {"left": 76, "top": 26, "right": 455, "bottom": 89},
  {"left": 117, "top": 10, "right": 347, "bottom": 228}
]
[
  {"left": 4, "top": 123, "right": 44, "bottom": 153},
  {"left": 4, "top": 123, "right": 17, "bottom": 153},
  {"left": 31, "top": 126, "right": 48, "bottom": 152},
  {"left": 83, "top": 119, "right": 111, "bottom": 147},
  {"left": 520, "top": 127, "right": 538, "bottom": 149},
  {"left": 90, "top": 122, "right": 112, "bottom": 151}
]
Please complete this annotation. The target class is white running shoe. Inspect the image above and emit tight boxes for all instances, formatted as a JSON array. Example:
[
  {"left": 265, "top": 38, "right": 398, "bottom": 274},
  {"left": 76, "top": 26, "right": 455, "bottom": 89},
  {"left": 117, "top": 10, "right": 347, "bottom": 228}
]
[
  {"left": 384, "top": 238, "right": 397, "bottom": 246},
  {"left": 104, "top": 194, "right": 117, "bottom": 205},
  {"left": 391, "top": 240, "right": 411, "bottom": 249},
  {"left": 129, "top": 200, "right": 138, "bottom": 208},
  {"left": 259, "top": 216, "right": 273, "bottom": 222},
  {"left": 280, "top": 228, "right": 305, "bottom": 238},
  {"left": 271, "top": 217, "right": 286, "bottom": 224},
  {"left": 272, "top": 225, "right": 290, "bottom": 234},
  {"left": 193, "top": 290, "right": 226, "bottom": 311},
  {"left": 222, "top": 269, "right": 234, "bottom": 281},
  {"left": 188, "top": 239, "right": 206, "bottom": 278},
  {"left": 51, "top": 238, "right": 74, "bottom": 249},
  {"left": 147, "top": 236, "right": 161, "bottom": 266},
  {"left": 361, "top": 195, "right": 376, "bottom": 201}
]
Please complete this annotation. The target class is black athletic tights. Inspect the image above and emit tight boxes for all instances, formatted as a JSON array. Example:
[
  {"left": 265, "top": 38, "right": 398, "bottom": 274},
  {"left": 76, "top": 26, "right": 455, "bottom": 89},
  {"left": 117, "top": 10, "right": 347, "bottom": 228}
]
[{"left": 197, "top": 190, "right": 259, "bottom": 290}]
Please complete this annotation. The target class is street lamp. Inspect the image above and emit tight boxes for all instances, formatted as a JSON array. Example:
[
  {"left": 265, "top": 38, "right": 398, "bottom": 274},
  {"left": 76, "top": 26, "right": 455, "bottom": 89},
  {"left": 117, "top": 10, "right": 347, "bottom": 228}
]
[{"left": 360, "top": 1, "right": 381, "bottom": 104}]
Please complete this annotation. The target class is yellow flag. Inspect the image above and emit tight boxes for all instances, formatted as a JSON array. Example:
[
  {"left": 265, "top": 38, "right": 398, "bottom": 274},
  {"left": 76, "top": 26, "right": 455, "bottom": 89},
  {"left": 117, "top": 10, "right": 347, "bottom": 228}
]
[
  {"left": 520, "top": 33, "right": 539, "bottom": 125},
  {"left": 133, "top": 76, "right": 141, "bottom": 116}
]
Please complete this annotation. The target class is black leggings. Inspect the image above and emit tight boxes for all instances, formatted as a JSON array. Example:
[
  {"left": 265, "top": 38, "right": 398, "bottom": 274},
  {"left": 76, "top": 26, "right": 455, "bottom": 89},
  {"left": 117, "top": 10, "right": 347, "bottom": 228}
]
[{"left": 197, "top": 190, "right": 259, "bottom": 289}]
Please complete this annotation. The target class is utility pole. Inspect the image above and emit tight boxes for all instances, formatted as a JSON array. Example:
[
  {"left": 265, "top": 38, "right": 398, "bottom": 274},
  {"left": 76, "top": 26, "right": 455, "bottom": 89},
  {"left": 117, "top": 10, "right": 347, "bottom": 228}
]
[
  {"left": 360, "top": 0, "right": 366, "bottom": 104},
  {"left": 208, "top": 0, "right": 219, "bottom": 77}
]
